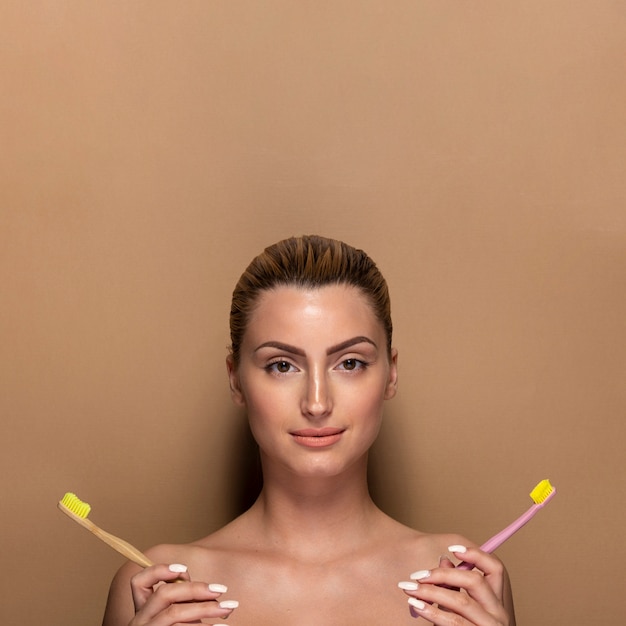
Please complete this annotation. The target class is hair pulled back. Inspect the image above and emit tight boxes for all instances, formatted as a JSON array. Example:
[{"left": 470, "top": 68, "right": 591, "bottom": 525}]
[{"left": 229, "top": 235, "right": 392, "bottom": 366}]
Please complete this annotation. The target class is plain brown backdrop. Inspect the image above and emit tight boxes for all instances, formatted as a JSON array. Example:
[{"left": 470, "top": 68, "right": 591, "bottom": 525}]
[{"left": 1, "top": 2, "right": 625, "bottom": 624}]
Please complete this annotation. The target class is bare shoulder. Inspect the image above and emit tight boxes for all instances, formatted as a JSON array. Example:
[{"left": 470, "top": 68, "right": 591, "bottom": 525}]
[
  {"left": 101, "top": 540, "right": 218, "bottom": 626},
  {"left": 398, "top": 525, "right": 515, "bottom": 616},
  {"left": 101, "top": 556, "right": 142, "bottom": 626},
  {"left": 376, "top": 515, "right": 484, "bottom": 572}
]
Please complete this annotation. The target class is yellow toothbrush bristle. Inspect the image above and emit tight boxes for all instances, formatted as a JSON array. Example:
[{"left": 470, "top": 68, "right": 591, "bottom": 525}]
[
  {"left": 530, "top": 479, "right": 554, "bottom": 504},
  {"left": 60, "top": 492, "right": 91, "bottom": 518}
]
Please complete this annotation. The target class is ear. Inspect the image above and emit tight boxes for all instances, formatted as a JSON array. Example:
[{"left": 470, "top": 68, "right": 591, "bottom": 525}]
[
  {"left": 226, "top": 355, "right": 246, "bottom": 407},
  {"left": 384, "top": 348, "right": 399, "bottom": 400}
]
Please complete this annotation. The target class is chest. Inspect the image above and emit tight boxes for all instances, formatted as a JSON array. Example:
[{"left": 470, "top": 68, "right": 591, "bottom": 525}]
[{"left": 202, "top": 550, "right": 426, "bottom": 625}]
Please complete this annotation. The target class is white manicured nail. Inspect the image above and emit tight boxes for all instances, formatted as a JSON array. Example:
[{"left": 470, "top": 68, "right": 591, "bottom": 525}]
[
  {"left": 168, "top": 563, "right": 188, "bottom": 573},
  {"left": 208, "top": 584, "right": 228, "bottom": 593},
  {"left": 448, "top": 544, "right": 467, "bottom": 553},
  {"left": 410, "top": 569, "right": 431, "bottom": 580},
  {"left": 219, "top": 600, "right": 239, "bottom": 609},
  {"left": 398, "top": 581, "right": 419, "bottom": 590},
  {"left": 408, "top": 597, "right": 427, "bottom": 610}
]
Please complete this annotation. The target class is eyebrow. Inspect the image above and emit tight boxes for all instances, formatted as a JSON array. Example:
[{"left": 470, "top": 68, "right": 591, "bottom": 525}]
[
  {"left": 327, "top": 336, "right": 377, "bottom": 355},
  {"left": 254, "top": 336, "right": 377, "bottom": 356}
]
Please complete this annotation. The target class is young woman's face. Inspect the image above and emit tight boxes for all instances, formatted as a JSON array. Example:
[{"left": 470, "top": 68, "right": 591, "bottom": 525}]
[{"left": 227, "top": 284, "right": 398, "bottom": 479}]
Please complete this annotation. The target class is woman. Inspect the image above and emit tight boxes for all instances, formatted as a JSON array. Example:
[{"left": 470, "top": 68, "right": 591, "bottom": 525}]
[{"left": 103, "top": 235, "right": 515, "bottom": 626}]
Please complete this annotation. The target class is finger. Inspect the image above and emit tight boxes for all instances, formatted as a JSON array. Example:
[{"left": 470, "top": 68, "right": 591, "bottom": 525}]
[
  {"left": 407, "top": 587, "right": 508, "bottom": 626},
  {"left": 133, "top": 582, "right": 238, "bottom": 626},
  {"left": 437, "top": 553, "right": 458, "bottom": 613},
  {"left": 138, "top": 593, "right": 238, "bottom": 626},
  {"left": 450, "top": 545, "right": 504, "bottom": 577},
  {"left": 397, "top": 557, "right": 455, "bottom": 600},
  {"left": 397, "top": 556, "right": 456, "bottom": 594},
  {"left": 408, "top": 595, "right": 474, "bottom": 625},
  {"left": 409, "top": 567, "right": 506, "bottom": 623},
  {"left": 142, "top": 580, "right": 233, "bottom": 614},
  {"left": 438, "top": 555, "right": 455, "bottom": 569},
  {"left": 131, "top": 564, "right": 192, "bottom": 609},
  {"left": 449, "top": 545, "right": 506, "bottom": 598}
]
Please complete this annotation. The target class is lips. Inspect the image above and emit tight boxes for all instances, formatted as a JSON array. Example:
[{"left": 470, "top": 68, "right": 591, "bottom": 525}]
[
  {"left": 291, "top": 427, "right": 344, "bottom": 437},
  {"left": 290, "top": 427, "right": 345, "bottom": 448}
]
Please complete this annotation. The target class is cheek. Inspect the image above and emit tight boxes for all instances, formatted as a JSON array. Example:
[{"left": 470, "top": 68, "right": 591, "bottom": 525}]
[
  {"left": 358, "top": 371, "right": 390, "bottom": 404},
  {"left": 243, "top": 381, "right": 292, "bottom": 432},
  {"left": 349, "top": 383, "right": 387, "bottom": 426},
  {"left": 245, "top": 404, "right": 273, "bottom": 450}
]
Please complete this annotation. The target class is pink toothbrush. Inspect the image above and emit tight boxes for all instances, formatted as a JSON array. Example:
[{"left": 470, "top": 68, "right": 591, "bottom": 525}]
[{"left": 457, "top": 479, "right": 556, "bottom": 570}]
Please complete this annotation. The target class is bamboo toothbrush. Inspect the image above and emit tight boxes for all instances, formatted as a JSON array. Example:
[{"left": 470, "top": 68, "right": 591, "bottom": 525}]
[
  {"left": 456, "top": 478, "right": 556, "bottom": 570},
  {"left": 57, "top": 492, "right": 153, "bottom": 568}
]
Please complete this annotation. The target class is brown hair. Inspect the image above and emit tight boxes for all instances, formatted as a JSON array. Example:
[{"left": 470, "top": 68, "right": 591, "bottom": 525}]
[{"left": 229, "top": 235, "right": 392, "bottom": 366}]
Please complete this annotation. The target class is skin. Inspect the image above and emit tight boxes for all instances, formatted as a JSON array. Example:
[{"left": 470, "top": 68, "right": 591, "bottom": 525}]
[{"left": 102, "top": 284, "right": 515, "bottom": 626}]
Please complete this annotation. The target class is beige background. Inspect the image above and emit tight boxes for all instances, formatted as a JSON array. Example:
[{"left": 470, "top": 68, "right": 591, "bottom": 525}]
[{"left": 1, "top": 2, "right": 625, "bottom": 624}]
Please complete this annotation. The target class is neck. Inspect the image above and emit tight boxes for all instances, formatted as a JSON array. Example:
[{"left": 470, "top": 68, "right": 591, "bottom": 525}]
[{"left": 248, "top": 454, "right": 384, "bottom": 561}]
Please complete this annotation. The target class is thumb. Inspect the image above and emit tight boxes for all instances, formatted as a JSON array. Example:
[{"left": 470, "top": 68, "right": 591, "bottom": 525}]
[{"left": 439, "top": 555, "right": 455, "bottom": 569}]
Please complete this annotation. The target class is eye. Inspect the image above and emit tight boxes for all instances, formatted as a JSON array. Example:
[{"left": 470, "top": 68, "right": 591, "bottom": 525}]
[
  {"left": 267, "top": 360, "right": 297, "bottom": 374},
  {"left": 337, "top": 358, "right": 366, "bottom": 371}
]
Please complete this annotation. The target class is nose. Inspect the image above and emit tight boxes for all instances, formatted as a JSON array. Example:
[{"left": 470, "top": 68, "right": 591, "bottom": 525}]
[{"left": 301, "top": 365, "right": 332, "bottom": 419}]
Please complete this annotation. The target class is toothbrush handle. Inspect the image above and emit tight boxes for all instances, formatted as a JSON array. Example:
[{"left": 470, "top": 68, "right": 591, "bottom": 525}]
[
  {"left": 90, "top": 525, "right": 154, "bottom": 568},
  {"left": 58, "top": 502, "right": 154, "bottom": 568},
  {"left": 456, "top": 503, "right": 542, "bottom": 570}
]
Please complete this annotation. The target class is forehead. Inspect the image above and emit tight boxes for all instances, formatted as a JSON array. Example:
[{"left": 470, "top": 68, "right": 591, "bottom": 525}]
[{"left": 245, "top": 284, "right": 382, "bottom": 343}]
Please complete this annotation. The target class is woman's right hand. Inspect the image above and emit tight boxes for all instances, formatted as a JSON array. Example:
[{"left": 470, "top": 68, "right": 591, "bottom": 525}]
[{"left": 128, "top": 563, "right": 239, "bottom": 626}]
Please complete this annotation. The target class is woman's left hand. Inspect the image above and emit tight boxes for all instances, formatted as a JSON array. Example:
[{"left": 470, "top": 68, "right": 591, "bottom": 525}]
[{"left": 398, "top": 545, "right": 516, "bottom": 625}]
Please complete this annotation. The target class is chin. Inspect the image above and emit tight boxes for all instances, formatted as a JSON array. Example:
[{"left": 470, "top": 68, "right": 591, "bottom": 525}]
[{"left": 291, "top": 452, "right": 368, "bottom": 479}]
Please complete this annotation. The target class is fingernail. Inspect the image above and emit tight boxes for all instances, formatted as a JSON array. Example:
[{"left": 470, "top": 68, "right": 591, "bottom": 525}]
[
  {"left": 408, "top": 597, "right": 427, "bottom": 610},
  {"left": 448, "top": 544, "right": 467, "bottom": 554},
  {"left": 208, "top": 584, "right": 228, "bottom": 593},
  {"left": 410, "top": 569, "right": 431, "bottom": 580},
  {"left": 219, "top": 600, "right": 239, "bottom": 610},
  {"left": 168, "top": 563, "right": 188, "bottom": 573},
  {"left": 398, "top": 581, "right": 419, "bottom": 590}
]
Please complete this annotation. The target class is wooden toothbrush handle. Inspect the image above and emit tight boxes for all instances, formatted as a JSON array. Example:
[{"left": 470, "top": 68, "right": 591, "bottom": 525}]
[{"left": 90, "top": 525, "right": 154, "bottom": 568}]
